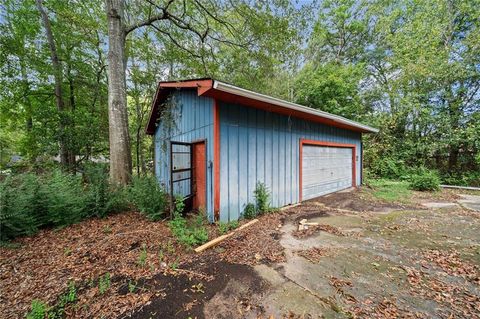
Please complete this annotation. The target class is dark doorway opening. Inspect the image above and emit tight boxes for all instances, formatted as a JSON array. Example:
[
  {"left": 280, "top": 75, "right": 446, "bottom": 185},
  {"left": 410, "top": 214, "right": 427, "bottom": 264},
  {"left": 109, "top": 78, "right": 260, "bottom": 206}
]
[{"left": 170, "top": 141, "right": 193, "bottom": 213}]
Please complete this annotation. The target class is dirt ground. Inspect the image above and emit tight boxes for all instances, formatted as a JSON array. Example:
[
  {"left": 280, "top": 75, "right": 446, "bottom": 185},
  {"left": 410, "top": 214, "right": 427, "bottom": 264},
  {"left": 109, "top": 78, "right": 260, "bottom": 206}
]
[{"left": 1, "top": 187, "right": 479, "bottom": 318}]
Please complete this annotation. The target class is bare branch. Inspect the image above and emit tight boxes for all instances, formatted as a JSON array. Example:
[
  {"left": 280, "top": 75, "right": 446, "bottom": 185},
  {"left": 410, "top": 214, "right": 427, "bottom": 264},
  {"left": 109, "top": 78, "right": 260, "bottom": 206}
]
[
  {"left": 150, "top": 24, "right": 202, "bottom": 59},
  {"left": 125, "top": 0, "right": 175, "bottom": 35}
]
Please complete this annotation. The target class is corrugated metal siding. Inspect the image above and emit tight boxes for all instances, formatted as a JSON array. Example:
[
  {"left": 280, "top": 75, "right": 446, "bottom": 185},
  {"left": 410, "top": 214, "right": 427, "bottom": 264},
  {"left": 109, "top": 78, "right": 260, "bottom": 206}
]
[
  {"left": 154, "top": 89, "right": 214, "bottom": 221},
  {"left": 302, "top": 146, "right": 353, "bottom": 200},
  {"left": 219, "top": 102, "right": 362, "bottom": 221}
]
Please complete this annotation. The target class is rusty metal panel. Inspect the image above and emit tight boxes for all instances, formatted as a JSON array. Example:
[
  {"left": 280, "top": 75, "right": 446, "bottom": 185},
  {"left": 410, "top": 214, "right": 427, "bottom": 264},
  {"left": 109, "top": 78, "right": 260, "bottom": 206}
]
[{"left": 302, "top": 145, "right": 353, "bottom": 200}]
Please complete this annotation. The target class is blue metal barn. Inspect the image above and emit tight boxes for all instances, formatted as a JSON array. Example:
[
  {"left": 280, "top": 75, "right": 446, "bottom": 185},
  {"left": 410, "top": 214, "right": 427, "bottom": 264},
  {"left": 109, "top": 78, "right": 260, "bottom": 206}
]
[{"left": 146, "top": 78, "right": 378, "bottom": 222}]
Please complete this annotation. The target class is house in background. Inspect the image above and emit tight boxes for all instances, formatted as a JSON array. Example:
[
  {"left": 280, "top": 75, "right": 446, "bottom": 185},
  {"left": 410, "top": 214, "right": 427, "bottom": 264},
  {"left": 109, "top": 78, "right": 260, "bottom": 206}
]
[{"left": 145, "top": 78, "right": 378, "bottom": 222}]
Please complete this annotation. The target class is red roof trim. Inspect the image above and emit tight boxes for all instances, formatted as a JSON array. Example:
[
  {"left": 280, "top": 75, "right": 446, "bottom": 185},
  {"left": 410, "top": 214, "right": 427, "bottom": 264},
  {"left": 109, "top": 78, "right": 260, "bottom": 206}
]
[{"left": 145, "top": 78, "right": 377, "bottom": 135}]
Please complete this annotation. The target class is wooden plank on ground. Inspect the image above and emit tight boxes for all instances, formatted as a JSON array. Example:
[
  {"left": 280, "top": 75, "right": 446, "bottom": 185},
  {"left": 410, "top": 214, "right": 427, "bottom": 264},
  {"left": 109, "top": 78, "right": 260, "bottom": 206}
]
[{"left": 194, "top": 219, "right": 259, "bottom": 253}]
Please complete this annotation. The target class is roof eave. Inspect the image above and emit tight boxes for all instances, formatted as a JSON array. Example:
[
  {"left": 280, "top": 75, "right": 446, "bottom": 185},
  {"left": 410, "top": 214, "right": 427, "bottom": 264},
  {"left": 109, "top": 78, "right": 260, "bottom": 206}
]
[{"left": 213, "top": 80, "right": 379, "bottom": 134}]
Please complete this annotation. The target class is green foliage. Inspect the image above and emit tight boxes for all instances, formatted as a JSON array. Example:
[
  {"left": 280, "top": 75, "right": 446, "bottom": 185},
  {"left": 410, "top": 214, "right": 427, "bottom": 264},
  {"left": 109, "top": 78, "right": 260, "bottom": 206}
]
[
  {"left": 0, "top": 171, "right": 86, "bottom": 240},
  {"left": 26, "top": 300, "right": 47, "bottom": 319},
  {"left": 367, "top": 157, "right": 408, "bottom": 180},
  {"left": 254, "top": 182, "right": 271, "bottom": 214},
  {"left": 242, "top": 203, "right": 257, "bottom": 220},
  {"left": 128, "top": 176, "right": 168, "bottom": 221},
  {"left": 0, "top": 169, "right": 135, "bottom": 241},
  {"left": 241, "top": 183, "right": 273, "bottom": 219},
  {"left": 98, "top": 272, "right": 111, "bottom": 295},
  {"left": 173, "top": 194, "right": 186, "bottom": 216},
  {"left": 66, "top": 281, "right": 76, "bottom": 303},
  {"left": 128, "top": 280, "right": 137, "bottom": 293},
  {"left": 299, "top": 0, "right": 480, "bottom": 187},
  {"left": 42, "top": 170, "right": 86, "bottom": 226},
  {"left": 294, "top": 62, "right": 366, "bottom": 119},
  {"left": 0, "top": 174, "right": 41, "bottom": 240},
  {"left": 26, "top": 282, "right": 78, "bottom": 319},
  {"left": 409, "top": 170, "right": 440, "bottom": 192},
  {"left": 217, "top": 221, "right": 239, "bottom": 235},
  {"left": 169, "top": 197, "right": 208, "bottom": 247},
  {"left": 441, "top": 172, "right": 480, "bottom": 188},
  {"left": 137, "top": 243, "right": 147, "bottom": 267},
  {"left": 84, "top": 164, "right": 128, "bottom": 218}
]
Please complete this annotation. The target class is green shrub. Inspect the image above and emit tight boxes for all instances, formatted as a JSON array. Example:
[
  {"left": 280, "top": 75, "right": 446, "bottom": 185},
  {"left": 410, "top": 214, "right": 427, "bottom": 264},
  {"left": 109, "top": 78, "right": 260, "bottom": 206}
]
[
  {"left": 26, "top": 300, "right": 47, "bottom": 319},
  {"left": 137, "top": 243, "right": 147, "bottom": 267},
  {"left": 441, "top": 171, "right": 480, "bottom": 187},
  {"left": 369, "top": 157, "right": 407, "bottom": 179},
  {"left": 83, "top": 164, "right": 128, "bottom": 217},
  {"left": 242, "top": 203, "right": 256, "bottom": 219},
  {"left": 43, "top": 170, "right": 87, "bottom": 226},
  {"left": 0, "top": 168, "right": 135, "bottom": 241},
  {"left": 128, "top": 176, "right": 168, "bottom": 220},
  {"left": 254, "top": 182, "right": 271, "bottom": 214},
  {"left": 169, "top": 214, "right": 208, "bottom": 247},
  {"left": 409, "top": 170, "right": 440, "bottom": 191},
  {"left": 0, "top": 174, "right": 42, "bottom": 240},
  {"left": 218, "top": 221, "right": 239, "bottom": 234}
]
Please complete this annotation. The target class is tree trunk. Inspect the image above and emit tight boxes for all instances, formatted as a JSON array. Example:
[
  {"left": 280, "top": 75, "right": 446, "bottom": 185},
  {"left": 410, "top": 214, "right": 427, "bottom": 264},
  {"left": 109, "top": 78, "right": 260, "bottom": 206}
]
[
  {"left": 35, "top": 0, "right": 70, "bottom": 167},
  {"left": 106, "top": 0, "right": 132, "bottom": 184}
]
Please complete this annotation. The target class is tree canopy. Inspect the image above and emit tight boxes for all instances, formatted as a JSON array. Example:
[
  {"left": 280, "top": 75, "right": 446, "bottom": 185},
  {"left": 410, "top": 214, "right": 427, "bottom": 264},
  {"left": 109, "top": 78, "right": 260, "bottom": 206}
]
[{"left": 0, "top": 0, "right": 479, "bottom": 185}]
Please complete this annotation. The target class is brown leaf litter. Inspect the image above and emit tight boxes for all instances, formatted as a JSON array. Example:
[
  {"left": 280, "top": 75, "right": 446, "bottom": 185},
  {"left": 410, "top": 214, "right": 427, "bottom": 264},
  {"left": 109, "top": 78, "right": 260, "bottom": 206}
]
[
  {"left": 0, "top": 212, "right": 190, "bottom": 318},
  {"left": 217, "top": 212, "right": 287, "bottom": 265},
  {"left": 423, "top": 249, "right": 480, "bottom": 284},
  {"left": 296, "top": 247, "right": 331, "bottom": 263},
  {"left": 0, "top": 209, "right": 289, "bottom": 318},
  {"left": 399, "top": 252, "right": 480, "bottom": 318},
  {"left": 292, "top": 224, "right": 344, "bottom": 238}
]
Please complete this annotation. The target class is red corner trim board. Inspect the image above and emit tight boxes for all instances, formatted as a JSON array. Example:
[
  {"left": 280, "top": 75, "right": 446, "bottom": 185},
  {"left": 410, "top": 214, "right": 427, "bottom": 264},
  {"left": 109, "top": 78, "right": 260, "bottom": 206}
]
[
  {"left": 299, "top": 139, "right": 357, "bottom": 202},
  {"left": 213, "top": 99, "right": 220, "bottom": 220}
]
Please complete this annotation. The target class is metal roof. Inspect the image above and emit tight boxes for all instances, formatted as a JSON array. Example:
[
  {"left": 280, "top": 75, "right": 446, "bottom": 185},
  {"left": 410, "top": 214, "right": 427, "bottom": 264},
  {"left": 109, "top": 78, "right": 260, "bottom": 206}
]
[{"left": 146, "top": 78, "right": 379, "bottom": 134}]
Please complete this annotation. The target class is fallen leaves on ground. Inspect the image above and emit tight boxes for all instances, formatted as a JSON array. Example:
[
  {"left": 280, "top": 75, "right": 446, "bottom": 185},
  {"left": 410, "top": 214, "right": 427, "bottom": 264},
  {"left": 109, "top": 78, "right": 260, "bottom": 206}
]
[
  {"left": 0, "top": 212, "right": 190, "bottom": 318},
  {"left": 329, "top": 276, "right": 357, "bottom": 304},
  {"left": 292, "top": 224, "right": 344, "bottom": 238},
  {"left": 399, "top": 251, "right": 480, "bottom": 318},
  {"left": 218, "top": 213, "right": 287, "bottom": 265},
  {"left": 423, "top": 249, "right": 480, "bottom": 284},
  {"left": 351, "top": 298, "right": 423, "bottom": 319},
  {"left": 296, "top": 247, "right": 330, "bottom": 263}
]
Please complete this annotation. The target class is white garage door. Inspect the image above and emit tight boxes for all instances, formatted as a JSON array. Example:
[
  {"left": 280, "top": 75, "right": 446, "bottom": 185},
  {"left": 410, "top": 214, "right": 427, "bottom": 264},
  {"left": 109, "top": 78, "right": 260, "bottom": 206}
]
[{"left": 302, "top": 145, "right": 353, "bottom": 200}]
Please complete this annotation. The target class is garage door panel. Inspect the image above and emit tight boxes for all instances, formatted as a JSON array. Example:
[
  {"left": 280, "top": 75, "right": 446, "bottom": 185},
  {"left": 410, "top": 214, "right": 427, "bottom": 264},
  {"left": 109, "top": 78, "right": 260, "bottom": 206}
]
[{"left": 302, "top": 145, "right": 353, "bottom": 200}]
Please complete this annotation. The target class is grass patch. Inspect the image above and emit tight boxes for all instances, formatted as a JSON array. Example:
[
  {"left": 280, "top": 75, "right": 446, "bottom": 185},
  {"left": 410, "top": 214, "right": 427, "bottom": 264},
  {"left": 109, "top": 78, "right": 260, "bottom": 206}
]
[{"left": 367, "top": 179, "right": 413, "bottom": 203}]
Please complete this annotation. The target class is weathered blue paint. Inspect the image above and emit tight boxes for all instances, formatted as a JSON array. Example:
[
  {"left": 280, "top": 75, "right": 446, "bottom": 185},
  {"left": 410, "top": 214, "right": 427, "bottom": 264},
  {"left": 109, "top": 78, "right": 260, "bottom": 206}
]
[
  {"left": 154, "top": 90, "right": 364, "bottom": 223},
  {"left": 154, "top": 89, "right": 215, "bottom": 221},
  {"left": 219, "top": 101, "right": 362, "bottom": 222}
]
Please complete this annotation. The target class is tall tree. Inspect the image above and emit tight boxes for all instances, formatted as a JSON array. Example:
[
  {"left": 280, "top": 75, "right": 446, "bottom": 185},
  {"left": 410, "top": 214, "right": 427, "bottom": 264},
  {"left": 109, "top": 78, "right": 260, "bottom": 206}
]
[
  {"left": 104, "top": 0, "right": 308, "bottom": 184},
  {"left": 35, "top": 0, "right": 71, "bottom": 166},
  {"left": 105, "top": 0, "right": 132, "bottom": 184}
]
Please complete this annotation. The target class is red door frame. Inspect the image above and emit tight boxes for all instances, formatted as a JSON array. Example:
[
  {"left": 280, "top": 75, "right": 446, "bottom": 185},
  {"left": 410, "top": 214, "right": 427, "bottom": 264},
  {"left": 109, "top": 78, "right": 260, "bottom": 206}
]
[
  {"left": 192, "top": 140, "right": 207, "bottom": 211},
  {"left": 299, "top": 139, "right": 357, "bottom": 201},
  {"left": 213, "top": 99, "right": 220, "bottom": 220}
]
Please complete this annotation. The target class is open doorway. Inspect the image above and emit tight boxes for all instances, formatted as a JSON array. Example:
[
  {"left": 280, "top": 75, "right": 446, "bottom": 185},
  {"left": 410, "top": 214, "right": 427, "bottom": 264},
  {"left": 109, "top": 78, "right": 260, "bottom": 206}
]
[{"left": 192, "top": 141, "right": 206, "bottom": 211}]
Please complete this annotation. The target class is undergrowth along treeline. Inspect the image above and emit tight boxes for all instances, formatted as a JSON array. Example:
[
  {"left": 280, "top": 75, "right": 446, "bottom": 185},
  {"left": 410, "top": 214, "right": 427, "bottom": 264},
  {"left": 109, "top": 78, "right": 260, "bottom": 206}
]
[
  {"left": 0, "top": 165, "right": 168, "bottom": 241},
  {"left": 365, "top": 155, "right": 480, "bottom": 187}
]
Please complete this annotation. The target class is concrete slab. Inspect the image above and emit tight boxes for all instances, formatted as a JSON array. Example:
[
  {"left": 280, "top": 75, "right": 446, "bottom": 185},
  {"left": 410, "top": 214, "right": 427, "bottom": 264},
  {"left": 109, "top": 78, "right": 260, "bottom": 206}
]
[
  {"left": 457, "top": 194, "right": 480, "bottom": 211},
  {"left": 250, "top": 204, "right": 480, "bottom": 318},
  {"left": 422, "top": 202, "right": 458, "bottom": 209}
]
